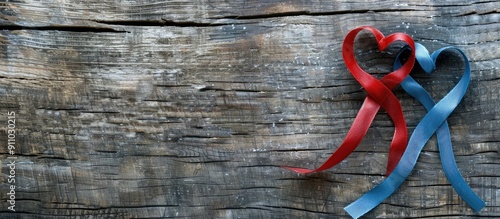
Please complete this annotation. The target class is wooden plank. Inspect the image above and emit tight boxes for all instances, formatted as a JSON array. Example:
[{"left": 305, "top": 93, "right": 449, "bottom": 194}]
[
  {"left": 0, "top": 1, "right": 499, "bottom": 218},
  {"left": 1, "top": 1, "right": 499, "bottom": 26}
]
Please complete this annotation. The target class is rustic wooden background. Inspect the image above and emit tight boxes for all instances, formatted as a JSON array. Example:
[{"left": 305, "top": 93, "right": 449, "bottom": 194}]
[{"left": 0, "top": 0, "right": 499, "bottom": 218}]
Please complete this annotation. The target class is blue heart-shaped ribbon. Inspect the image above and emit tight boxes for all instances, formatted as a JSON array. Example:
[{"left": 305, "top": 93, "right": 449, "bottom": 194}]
[{"left": 344, "top": 43, "right": 486, "bottom": 218}]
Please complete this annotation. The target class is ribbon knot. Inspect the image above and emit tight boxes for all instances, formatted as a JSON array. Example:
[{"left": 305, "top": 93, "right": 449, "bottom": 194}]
[
  {"left": 344, "top": 43, "right": 486, "bottom": 219},
  {"left": 283, "top": 26, "right": 415, "bottom": 175}
]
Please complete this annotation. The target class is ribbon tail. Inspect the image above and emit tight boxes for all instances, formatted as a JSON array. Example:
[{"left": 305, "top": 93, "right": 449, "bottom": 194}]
[
  {"left": 282, "top": 97, "right": 380, "bottom": 174},
  {"left": 436, "top": 122, "right": 486, "bottom": 211}
]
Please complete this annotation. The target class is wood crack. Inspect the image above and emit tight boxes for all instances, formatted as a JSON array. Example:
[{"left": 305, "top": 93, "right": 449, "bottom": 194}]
[
  {"left": 90, "top": 19, "right": 226, "bottom": 27},
  {"left": 0, "top": 8, "right": 424, "bottom": 32},
  {"left": 0, "top": 24, "right": 125, "bottom": 33},
  {"left": 216, "top": 9, "right": 420, "bottom": 20}
]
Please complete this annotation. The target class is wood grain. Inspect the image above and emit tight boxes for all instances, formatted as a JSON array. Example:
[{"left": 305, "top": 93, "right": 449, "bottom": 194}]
[{"left": 0, "top": 0, "right": 499, "bottom": 218}]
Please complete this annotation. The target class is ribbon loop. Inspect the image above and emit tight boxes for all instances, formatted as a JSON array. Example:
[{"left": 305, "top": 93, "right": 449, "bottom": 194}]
[
  {"left": 283, "top": 26, "right": 415, "bottom": 175},
  {"left": 344, "top": 43, "right": 485, "bottom": 219}
]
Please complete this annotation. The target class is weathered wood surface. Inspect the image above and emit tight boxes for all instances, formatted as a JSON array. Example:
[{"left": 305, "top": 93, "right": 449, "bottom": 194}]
[{"left": 0, "top": 0, "right": 499, "bottom": 218}]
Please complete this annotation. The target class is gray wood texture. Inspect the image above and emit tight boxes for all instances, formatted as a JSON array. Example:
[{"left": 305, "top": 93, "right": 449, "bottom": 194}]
[{"left": 0, "top": 0, "right": 499, "bottom": 218}]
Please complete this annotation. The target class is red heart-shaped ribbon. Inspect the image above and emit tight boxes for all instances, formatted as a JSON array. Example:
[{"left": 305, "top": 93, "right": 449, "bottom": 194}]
[{"left": 284, "top": 26, "right": 415, "bottom": 175}]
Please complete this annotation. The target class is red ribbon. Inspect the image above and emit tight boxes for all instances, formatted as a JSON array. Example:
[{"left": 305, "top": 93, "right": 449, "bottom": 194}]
[{"left": 283, "top": 26, "right": 415, "bottom": 175}]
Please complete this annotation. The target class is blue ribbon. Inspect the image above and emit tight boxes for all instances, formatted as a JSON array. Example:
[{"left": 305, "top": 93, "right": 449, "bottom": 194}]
[{"left": 344, "top": 43, "right": 485, "bottom": 218}]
